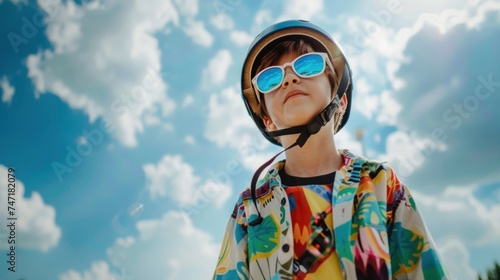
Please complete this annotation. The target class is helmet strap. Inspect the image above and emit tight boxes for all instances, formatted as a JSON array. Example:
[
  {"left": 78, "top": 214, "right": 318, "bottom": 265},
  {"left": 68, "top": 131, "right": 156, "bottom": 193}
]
[
  {"left": 249, "top": 98, "right": 339, "bottom": 226},
  {"left": 248, "top": 64, "right": 350, "bottom": 226}
]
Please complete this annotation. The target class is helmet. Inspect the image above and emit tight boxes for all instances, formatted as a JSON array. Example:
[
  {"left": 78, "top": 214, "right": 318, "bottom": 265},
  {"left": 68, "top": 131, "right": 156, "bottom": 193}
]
[{"left": 241, "top": 20, "right": 353, "bottom": 146}]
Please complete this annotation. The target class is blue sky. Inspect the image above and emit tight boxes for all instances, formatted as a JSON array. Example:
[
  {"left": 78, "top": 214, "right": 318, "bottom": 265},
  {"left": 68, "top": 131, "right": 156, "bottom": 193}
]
[{"left": 0, "top": 0, "right": 499, "bottom": 279}]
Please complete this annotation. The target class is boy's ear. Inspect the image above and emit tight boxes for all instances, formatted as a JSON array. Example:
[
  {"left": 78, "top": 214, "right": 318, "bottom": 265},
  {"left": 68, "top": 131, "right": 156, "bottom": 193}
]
[
  {"left": 262, "top": 117, "right": 277, "bottom": 131},
  {"left": 337, "top": 93, "right": 348, "bottom": 113}
]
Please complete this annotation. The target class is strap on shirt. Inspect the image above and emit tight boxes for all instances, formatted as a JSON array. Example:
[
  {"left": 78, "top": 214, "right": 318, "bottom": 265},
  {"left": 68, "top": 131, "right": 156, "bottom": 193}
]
[{"left": 292, "top": 205, "right": 333, "bottom": 278}]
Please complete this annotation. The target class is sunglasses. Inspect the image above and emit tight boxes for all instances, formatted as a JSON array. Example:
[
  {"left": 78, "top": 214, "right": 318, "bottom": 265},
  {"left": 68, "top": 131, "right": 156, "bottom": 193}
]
[{"left": 252, "top": 52, "right": 332, "bottom": 102}]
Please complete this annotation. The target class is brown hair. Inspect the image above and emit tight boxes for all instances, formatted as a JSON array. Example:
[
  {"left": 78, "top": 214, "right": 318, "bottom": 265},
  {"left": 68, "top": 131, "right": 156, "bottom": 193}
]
[{"left": 254, "top": 40, "right": 340, "bottom": 125}]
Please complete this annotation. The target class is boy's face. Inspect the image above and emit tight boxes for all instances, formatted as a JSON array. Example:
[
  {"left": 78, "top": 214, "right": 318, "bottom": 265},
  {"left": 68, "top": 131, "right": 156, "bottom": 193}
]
[{"left": 262, "top": 51, "right": 333, "bottom": 131}]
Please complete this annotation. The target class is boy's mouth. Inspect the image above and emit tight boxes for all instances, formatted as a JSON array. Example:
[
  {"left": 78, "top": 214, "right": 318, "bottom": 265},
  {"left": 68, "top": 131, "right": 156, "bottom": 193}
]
[{"left": 284, "top": 90, "right": 307, "bottom": 103}]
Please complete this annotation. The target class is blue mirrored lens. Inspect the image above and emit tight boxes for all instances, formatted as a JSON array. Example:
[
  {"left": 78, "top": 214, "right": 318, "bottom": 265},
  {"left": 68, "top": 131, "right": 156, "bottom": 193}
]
[
  {"left": 294, "top": 54, "right": 324, "bottom": 76},
  {"left": 257, "top": 67, "right": 283, "bottom": 92}
]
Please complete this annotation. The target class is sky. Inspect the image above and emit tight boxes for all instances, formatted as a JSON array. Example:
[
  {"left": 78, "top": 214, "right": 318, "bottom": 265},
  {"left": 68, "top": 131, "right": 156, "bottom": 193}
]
[{"left": 0, "top": 0, "right": 499, "bottom": 279}]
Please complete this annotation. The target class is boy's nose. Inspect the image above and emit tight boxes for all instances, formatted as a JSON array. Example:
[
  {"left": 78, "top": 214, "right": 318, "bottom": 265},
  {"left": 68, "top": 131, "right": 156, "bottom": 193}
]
[{"left": 282, "top": 68, "right": 301, "bottom": 88}]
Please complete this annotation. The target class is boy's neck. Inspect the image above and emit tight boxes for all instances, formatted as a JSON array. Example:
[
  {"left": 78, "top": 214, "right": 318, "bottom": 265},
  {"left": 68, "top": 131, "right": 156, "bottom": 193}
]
[{"left": 280, "top": 125, "right": 342, "bottom": 178}]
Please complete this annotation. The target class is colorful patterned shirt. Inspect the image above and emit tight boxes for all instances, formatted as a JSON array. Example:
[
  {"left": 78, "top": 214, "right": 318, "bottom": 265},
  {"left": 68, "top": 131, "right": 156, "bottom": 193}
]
[
  {"left": 213, "top": 149, "right": 449, "bottom": 279},
  {"left": 279, "top": 168, "right": 343, "bottom": 279}
]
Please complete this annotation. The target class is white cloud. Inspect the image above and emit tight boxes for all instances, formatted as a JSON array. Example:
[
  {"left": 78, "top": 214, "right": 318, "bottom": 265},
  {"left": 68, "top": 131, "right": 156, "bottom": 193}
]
[
  {"left": 59, "top": 261, "right": 119, "bottom": 280},
  {"left": 184, "top": 135, "right": 195, "bottom": 145},
  {"left": 204, "top": 84, "right": 277, "bottom": 171},
  {"left": 376, "top": 90, "right": 402, "bottom": 125},
  {"left": 77, "top": 135, "right": 88, "bottom": 145},
  {"left": 413, "top": 185, "right": 500, "bottom": 247},
  {"left": 373, "top": 0, "right": 483, "bottom": 30},
  {"left": 439, "top": 238, "right": 477, "bottom": 280},
  {"left": 1, "top": 76, "right": 15, "bottom": 104},
  {"left": 278, "top": 0, "right": 323, "bottom": 21},
  {"left": 378, "top": 130, "right": 446, "bottom": 182},
  {"left": 230, "top": 30, "right": 254, "bottom": 46},
  {"left": 407, "top": 184, "right": 500, "bottom": 279},
  {"left": 244, "top": 9, "right": 273, "bottom": 37},
  {"left": 353, "top": 77, "right": 378, "bottom": 120},
  {"left": 339, "top": 1, "right": 500, "bottom": 191},
  {"left": 106, "top": 211, "right": 219, "bottom": 279},
  {"left": 204, "top": 85, "right": 256, "bottom": 148},
  {"left": 143, "top": 154, "right": 232, "bottom": 208},
  {"left": 195, "top": 180, "right": 231, "bottom": 209},
  {"left": 173, "top": 0, "right": 198, "bottom": 17},
  {"left": 43, "top": 0, "right": 82, "bottom": 53},
  {"left": 209, "top": 13, "right": 235, "bottom": 30},
  {"left": 182, "top": 94, "right": 194, "bottom": 107},
  {"left": 143, "top": 154, "right": 200, "bottom": 203},
  {"left": 234, "top": 133, "right": 277, "bottom": 172},
  {"left": 382, "top": 1, "right": 500, "bottom": 101},
  {"left": 339, "top": 15, "right": 403, "bottom": 63},
  {"left": 254, "top": 9, "right": 272, "bottom": 26},
  {"left": 182, "top": 18, "right": 213, "bottom": 47},
  {"left": 162, "top": 122, "right": 174, "bottom": 131},
  {"left": 383, "top": 1, "right": 500, "bottom": 189},
  {"left": 335, "top": 129, "right": 364, "bottom": 157},
  {"left": 26, "top": 0, "right": 178, "bottom": 147},
  {"left": 143, "top": 113, "right": 161, "bottom": 126},
  {"left": 337, "top": 16, "right": 405, "bottom": 125},
  {"left": 201, "top": 49, "right": 232, "bottom": 86},
  {"left": 0, "top": 165, "right": 61, "bottom": 252},
  {"left": 0, "top": 0, "right": 27, "bottom": 5}
]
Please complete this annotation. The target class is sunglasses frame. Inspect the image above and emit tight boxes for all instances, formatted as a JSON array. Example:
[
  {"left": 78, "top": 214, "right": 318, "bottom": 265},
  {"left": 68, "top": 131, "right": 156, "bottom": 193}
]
[{"left": 251, "top": 52, "right": 333, "bottom": 103}]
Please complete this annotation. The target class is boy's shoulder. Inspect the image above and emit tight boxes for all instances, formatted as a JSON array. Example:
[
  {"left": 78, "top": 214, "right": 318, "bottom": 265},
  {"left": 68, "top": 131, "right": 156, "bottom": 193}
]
[
  {"left": 238, "top": 160, "right": 285, "bottom": 201},
  {"left": 339, "top": 149, "right": 394, "bottom": 178},
  {"left": 339, "top": 149, "right": 386, "bottom": 167},
  {"left": 239, "top": 180, "right": 272, "bottom": 201}
]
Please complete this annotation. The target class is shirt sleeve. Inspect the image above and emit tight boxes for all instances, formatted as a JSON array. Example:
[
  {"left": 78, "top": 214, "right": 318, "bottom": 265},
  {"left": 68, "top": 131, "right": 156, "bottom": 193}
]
[
  {"left": 213, "top": 199, "right": 250, "bottom": 280},
  {"left": 386, "top": 166, "right": 450, "bottom": 279}
]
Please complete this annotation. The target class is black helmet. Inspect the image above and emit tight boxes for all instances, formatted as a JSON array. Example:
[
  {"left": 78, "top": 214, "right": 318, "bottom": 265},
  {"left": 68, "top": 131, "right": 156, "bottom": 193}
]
[{"left": 241, "top": 19, "right": 353, "bottom": 146}]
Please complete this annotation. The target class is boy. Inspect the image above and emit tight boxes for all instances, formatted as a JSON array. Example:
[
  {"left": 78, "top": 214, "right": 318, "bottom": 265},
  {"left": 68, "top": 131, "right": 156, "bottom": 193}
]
[{"left": 213, "top": 20, "right": 448, "bottom": 279}]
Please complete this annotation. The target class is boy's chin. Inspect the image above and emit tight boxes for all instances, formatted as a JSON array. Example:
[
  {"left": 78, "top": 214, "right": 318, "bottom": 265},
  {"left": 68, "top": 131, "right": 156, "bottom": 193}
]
[
  {"left": 283, "top": 103, "right": 324, "bottom": 117},
  {"left": 282, "top": 110, "right": 319, "bottom": 127}
]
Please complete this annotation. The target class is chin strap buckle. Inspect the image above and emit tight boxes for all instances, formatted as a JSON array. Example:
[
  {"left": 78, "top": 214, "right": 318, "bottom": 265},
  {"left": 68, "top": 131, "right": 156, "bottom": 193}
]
[{"left": 307, "top": 101, "right": 338, "bottom": 135}]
